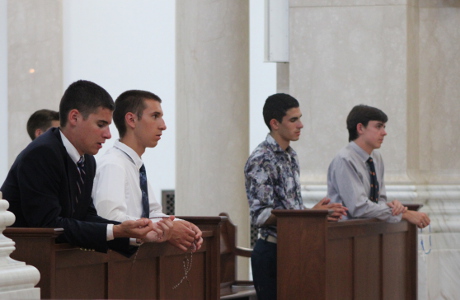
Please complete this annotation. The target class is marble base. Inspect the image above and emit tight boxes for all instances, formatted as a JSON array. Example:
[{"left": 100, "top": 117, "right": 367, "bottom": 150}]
[
  {"left": 0, "top": 287, "right": 40, "bottom": 299},
  {"left": 418, "top": 233, "right": 460, "bottom": 300},
  {"left": 0, "top": 197, "right": 40, "bottom": 299}
]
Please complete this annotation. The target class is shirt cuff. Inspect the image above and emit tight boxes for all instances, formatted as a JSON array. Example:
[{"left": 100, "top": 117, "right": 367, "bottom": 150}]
[
  {"left": 106, "top": 223, "right": 114, "bottom": 241},
  {"left": 129, "top": 238, "right": 142, "bottom": 246}
]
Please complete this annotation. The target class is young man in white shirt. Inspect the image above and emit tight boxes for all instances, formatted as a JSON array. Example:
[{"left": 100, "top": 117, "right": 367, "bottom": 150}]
[
  {"left": 93, "top": 90, "right": 202, "bottom": 251},
  {"left": 327, "top": 104, "right": 430, "bottom": 228}
]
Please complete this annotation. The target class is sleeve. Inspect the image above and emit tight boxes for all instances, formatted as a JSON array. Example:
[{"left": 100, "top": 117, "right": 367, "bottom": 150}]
[
  {"left": 15, "top": 146, "right": 120, "bottom": 253},
  {"left": 147, "top": 182, "right": 164, "bottom": 217},
  {"left": 93, "top": 160, "right": 137, "bottom": 222},
  {"left": 245, "top": 156, "right": 277, "bottom": 227},
  {"left": 328, "top": 156, "right": 401, "bottom": 223}
]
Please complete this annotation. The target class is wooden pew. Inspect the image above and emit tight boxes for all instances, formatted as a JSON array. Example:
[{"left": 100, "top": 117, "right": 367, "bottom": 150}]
[
  {"left": 218, "top": 212, "right": 255, "bottom": 300},
  {"left": 4, "top": 216, "right": 223, "bottom": 299},
  {"left": 184, "top": 214, "right": 256, "bottom": 300},
  {"left": 273, "top": 204, "right": 421, "bottom": 300}
]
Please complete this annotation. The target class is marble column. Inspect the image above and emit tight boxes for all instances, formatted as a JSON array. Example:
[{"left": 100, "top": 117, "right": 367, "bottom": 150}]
[
  {"left": 7, "top": 0, "right": 63, "bottom": 164},
  {"left": 286, "top": 0, "right": 460, "bottom": 298},
  {"left": 176, "top": 0, "right": 250, "bottom": 279}
]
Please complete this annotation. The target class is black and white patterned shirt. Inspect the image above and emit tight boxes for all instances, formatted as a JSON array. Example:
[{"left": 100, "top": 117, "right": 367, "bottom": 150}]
[{"left": 245, "top": 134, "right": 303, "bottom": 239}]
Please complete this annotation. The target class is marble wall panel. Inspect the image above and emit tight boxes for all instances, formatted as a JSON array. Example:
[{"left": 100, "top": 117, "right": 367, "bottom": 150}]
[
  {"left": 289, "top": 4, "right": 411, "bottom": 184},
  {"left": 418, "top": 3, "right": 460, "bottom": 183},
  {"left": 7, "top": 0, "right": 62, "bottom": 164}
]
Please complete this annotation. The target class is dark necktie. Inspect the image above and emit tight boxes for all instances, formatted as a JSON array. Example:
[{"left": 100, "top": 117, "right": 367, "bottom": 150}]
[
  {"left": 76, "top": 156, "right": 86, "bottom": 204},
  {"left": 139, "top": 164, "right": 149, "bottom": 218},
  {"left": 366, "top": 157, "right": 379, "bottom": 203}
]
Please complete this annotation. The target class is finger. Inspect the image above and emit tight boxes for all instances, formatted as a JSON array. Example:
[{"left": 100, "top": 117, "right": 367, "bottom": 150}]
[
  {"left": 327, "top": 216, "right": 341, "bottom": 222},
  {"left": 152, "top": 225, "right": 164, "bottom": 236},
  {"left": 164, "top": 215, "right": 175, "bottom": 222},
  {"left": 321, "top": 198, "right": 331, "bottom": 205},
  {"left": 317, "top": 198, "right": 326, "bottom": 205},
  {"left": 170, "top": 241, "right": 188, "bottom": 252},
  {"left": 329, "top": 211, "right": 343, "bottom": 218},
  {"left": 156, "top": 221, "right": 172, "bottom": 232},
  {"left": 136, "top": 226, "right": 155, "bottom": 237},
  {"left": 326, "top": 203, "right": 344, "bottom": 209},
  {"left": 159, "top": 219, "right": 174, "bottom": 229}
]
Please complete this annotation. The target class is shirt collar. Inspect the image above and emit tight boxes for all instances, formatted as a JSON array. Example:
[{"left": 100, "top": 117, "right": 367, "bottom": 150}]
[
  {"left": 113, "top": 140, "right": 144, "bottom": 169},
  {"left": 349, "top": 141, "right": 373, "bottom": 162},
  {"left": 59, "top": 130, "right": 83, "bottom": 164},
  {"left": 265, "top": 133, "right": 296, "bottom": 156}
]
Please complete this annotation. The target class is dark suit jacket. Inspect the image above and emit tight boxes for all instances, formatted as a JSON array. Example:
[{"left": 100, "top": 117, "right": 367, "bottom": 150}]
[{"left": 1, "top": 128, "right": 135, "bottom": 257}]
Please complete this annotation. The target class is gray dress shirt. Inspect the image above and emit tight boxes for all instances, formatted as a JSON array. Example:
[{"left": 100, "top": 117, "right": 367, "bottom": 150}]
[{"left": 327, "top": 141, "right": 401, "bottom": 222}]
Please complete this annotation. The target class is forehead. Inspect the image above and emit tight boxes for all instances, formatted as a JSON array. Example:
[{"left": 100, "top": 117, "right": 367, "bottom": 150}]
[
  {"left": 367, "top": 120, "right": 385, "bottom": 125},
  {"left": 143, "top": 99, "right": 163, "bottom": 112},
  {"left": 86, "top": 107, "right": 113, "bottom": 122},
  {"left": 283, "top": 107, "right": 302, "bottom": 118}
]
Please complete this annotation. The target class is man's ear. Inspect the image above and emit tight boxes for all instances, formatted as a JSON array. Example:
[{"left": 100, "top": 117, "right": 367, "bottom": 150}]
[
  {"left": 34, "top": 128, "right": 43, "bottom": 138},
  {"left": 270, "top": 119, "right": 279, "bottom": 131},
  {"left": 67, "top": 109, "right": 80, "bottom": 126},
  {"left": 125, "top": 112, "right": 137, "bottom": 130},
  {"left": 356, "top": 123, "right": 365, "bottom": 135}
]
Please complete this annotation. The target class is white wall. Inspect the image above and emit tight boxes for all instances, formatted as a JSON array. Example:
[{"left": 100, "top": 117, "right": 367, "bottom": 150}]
[
  {"left": 250, "top": 0, "right": 277, "bottom": 152},
  {"left": 63, "top": 0, "right": 177, "bottom": 203},
  {"left": 62, "top": 0, "right": 275, "bottom": 202},
  {"left": 0, "top": 0, "right": 8, "bottom": 183}
]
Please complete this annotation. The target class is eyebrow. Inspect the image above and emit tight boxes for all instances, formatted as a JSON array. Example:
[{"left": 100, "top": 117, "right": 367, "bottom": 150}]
[
  {"left": 289, "top": 114, "right": 302, "bottom": 121},
  {"left": 152, "top": 111, "right": 163, "bottom": 116}
]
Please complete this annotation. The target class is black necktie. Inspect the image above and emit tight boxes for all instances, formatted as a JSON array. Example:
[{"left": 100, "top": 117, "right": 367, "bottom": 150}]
[
  {"left": 366, "top": 157, "right": 379, "bottom": 203},
  {"left": 76, "top": 156, "right": 86, "bottom": 204},
  {"left": 139, "top": 164, "right": 149, "bottom": 218}
]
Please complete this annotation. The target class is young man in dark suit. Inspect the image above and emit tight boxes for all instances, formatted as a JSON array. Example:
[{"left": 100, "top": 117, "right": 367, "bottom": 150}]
[{"left": 1, "top": 80, "right": 172, "bottom": 257}]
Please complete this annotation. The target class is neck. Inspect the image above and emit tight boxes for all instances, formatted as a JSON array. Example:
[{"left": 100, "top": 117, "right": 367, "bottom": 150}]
[
  {"left": 270, "top": 132, "right": 290, "bottom": 151},
  {"left": 60, "top": 127, "right": 84, "bottom": 156},
  {"left": 119, "top": 135, "right": 146, "bottom": 157},
  {"left": 353, "top": 139, "right": 373, "bottom": 155}
]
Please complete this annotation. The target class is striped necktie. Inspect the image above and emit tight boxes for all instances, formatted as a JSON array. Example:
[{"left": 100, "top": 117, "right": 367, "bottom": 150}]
[
  {"left": 76, "top": 156, "right": 86, "bottom": 204},
  {"left": 366, "top": 157, "right": 379, "bottom": 203},
  {"left": 139, "top": 164, "right": 149, "bottom": 218}
]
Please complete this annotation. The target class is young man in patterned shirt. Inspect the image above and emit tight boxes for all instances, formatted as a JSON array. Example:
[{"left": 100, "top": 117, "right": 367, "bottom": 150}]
[{"left": 245, "top": 93, "right": 347, "bottom": 300}]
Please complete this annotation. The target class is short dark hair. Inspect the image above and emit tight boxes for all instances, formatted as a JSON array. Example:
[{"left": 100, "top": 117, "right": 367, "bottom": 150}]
[
  {"left": 59, "top": 80, "right": 115, "bottom": 127},
  {"left": 113, "top": 90, "right": 162, "bottom": 138},
  {"left": 347, "top": 104, "right": 388, "bottom": 142},
  {"left": 26, "top": 109, "right": 59, "bottom": 140},
  {"left": 263, "top": 93, "right": 300, "bottom": 131}
]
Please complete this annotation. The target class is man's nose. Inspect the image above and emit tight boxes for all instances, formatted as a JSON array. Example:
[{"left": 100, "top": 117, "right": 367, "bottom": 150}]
[{"left": 103, "top": 127, "right": 112, "bottom": 139}]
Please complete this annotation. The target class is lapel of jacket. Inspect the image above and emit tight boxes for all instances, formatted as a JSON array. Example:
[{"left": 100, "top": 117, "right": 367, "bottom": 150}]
[{"left": 52, "top": 128, "right": 80, "bottom": 217}]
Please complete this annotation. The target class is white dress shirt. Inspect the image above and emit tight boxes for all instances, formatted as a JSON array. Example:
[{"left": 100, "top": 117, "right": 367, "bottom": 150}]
[
  {"left": 327, "top": 141, "right": 402, "bottom": 223},
  {"left": 92, "top": 140, "right": 166, "bottom": 222},
  {"left": 59, "top": 130, "right": 114, "bottom": 240}
]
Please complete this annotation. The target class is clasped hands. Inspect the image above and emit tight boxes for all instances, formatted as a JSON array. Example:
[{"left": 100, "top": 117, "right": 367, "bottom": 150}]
[
  {"left": 311, "top": 198, "right": 348, "bottom": 222},
  {"left": 388, "top": 199, "right": 431, "bottom": 229},
  {"left": 114, "top": 217, "right": 203, "bottom": 252}
]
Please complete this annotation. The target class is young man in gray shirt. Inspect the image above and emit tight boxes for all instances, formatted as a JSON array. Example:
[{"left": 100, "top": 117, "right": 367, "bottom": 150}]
[{"left": 327, "top": 104, "right": 430, "bottom": 228}]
